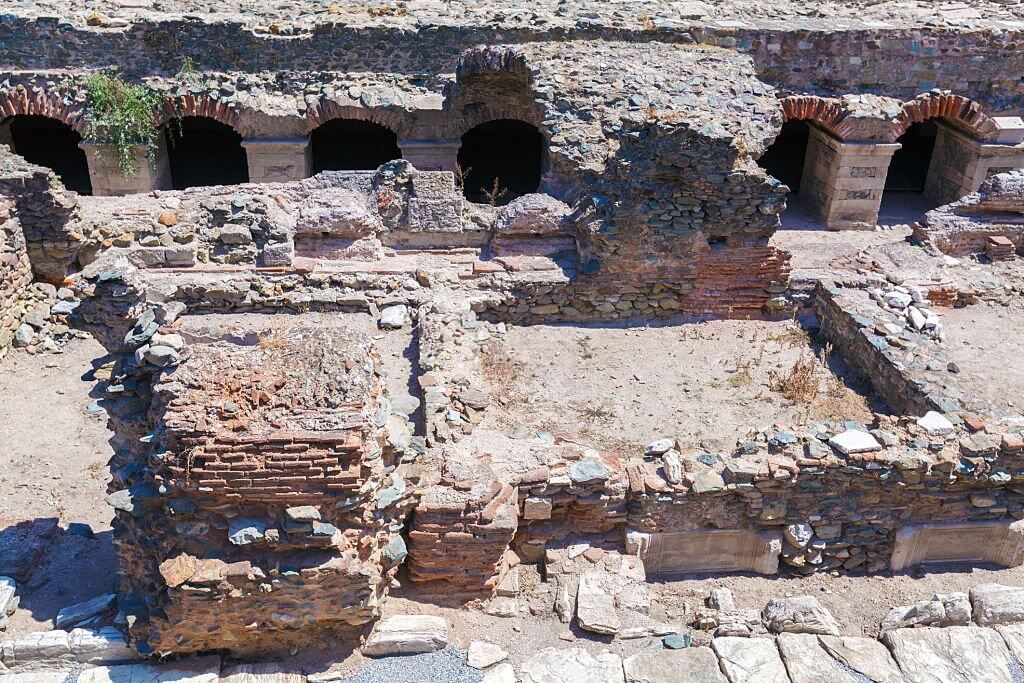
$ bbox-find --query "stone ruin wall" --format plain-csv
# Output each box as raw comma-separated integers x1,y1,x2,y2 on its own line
0,147,84,284
915,170,1024,257
74,268,418,655
0,153,32,356
2,16,1024,110
3,5,1024,660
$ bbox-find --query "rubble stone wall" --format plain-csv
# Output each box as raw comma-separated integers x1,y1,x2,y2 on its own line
0,167,32,355
2,18,1023,110
0,147,84,283
83,292,418,654
813,283,954,416
915,170,1024,257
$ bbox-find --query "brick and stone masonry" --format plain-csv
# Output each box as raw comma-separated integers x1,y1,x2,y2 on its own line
107,319,416,655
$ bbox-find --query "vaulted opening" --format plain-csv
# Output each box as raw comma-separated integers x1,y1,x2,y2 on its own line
885,120,938,194
167,116,248,189
310,119,401,174
1,115,92,194
458,119,544,205
758,119,811,194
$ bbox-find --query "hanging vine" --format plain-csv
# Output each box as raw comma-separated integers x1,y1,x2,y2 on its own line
82,73,164,178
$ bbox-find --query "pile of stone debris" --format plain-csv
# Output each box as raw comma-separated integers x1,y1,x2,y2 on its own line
9,282,85,355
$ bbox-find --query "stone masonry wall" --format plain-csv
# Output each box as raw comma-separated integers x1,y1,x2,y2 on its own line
914,170,1024,257
629,417,1024,576
1,16,1023,112
0,178,32,356
76,271,419,655
0,147,85,283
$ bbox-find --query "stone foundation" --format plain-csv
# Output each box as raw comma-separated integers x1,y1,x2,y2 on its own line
102,311,416,655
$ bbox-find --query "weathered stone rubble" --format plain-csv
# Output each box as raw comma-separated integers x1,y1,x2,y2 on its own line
916,170,1024,258
99,309,416,655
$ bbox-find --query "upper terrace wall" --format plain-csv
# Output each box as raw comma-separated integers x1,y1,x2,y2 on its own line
1,18,1023,111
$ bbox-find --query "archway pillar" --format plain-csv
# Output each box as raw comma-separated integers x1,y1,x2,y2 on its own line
925,119,1024,205
241,136,310,184
398,139,460,172
801,125,900,230
79,133,172,196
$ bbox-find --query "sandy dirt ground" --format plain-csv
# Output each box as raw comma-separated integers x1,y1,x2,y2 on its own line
941,300,1024,416
772,194,927,280
479,318,878,456
0,337,118,639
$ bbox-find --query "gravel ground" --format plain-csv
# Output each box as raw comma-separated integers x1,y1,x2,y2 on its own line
338,648,481,683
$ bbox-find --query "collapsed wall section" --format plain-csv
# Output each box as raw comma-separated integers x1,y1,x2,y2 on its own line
0,147,33,355
103,314,416,655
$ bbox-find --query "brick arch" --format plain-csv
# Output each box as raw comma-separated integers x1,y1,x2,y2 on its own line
305,101,412,139
778,95,853,140
892,93,999,141
455,45,532,85
162,94,242,132
456,103,544,139
0,87,86,133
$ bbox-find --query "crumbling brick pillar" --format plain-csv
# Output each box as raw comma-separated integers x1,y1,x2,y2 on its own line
241,136,311,183
800,125,900,230
398,139,460,172
79,135,172,196
925,119,1024,205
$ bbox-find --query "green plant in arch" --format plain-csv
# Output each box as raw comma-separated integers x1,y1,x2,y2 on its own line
83,73,164,177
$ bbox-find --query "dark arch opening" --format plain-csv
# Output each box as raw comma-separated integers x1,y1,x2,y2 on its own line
458,119,544,205
2,115,92,194
758,119,810,193
167,116,248,189
310,119,401,174
885,119,938,193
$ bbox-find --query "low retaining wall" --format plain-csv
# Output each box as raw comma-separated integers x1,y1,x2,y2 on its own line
0,177,32,355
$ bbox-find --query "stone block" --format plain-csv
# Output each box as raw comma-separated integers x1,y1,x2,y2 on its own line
624,646,727,683
632,528,781,576
971,584,1024,626
76,655,222,682
891,520,1024,571
711,636,788,683
520,647,624,683
523,496,552,520
362,615,448,656
69,627,137,665
883,626,1012,683
762,596,840,635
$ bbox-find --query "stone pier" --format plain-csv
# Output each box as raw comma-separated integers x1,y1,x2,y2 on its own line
800,126,900,230
925,119,1024,205
241,137,311,184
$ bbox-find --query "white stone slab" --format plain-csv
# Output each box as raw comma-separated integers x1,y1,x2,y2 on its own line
828,430,881,455
777,633,859,683
519,647,624,683
361,615,448,656
883,626,1012,683
711,637,790,683
76,655,221,682
891,520,1024,571
624,647,727,683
